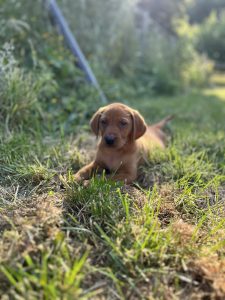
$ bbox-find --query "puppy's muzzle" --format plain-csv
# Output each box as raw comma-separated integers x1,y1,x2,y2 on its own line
104,135,116,146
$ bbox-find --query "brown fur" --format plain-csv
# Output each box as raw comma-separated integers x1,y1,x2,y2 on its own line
74,103,173,184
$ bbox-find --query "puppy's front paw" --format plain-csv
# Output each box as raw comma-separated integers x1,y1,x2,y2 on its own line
73,173,82,183
73,174,90,187
83,180,90,187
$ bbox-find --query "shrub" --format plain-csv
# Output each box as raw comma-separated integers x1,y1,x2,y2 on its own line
0,0,102,133
196,12,225,64
0,44,41,130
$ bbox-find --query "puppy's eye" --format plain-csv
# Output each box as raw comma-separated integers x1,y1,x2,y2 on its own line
120,120,128,127
100,119,107,126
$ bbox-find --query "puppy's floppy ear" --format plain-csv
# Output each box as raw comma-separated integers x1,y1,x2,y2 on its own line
90,107,105,137
131,109,147,140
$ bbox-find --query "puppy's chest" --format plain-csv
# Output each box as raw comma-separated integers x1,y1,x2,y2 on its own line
97,152,131,171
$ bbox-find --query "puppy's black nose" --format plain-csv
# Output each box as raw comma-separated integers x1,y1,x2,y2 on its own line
105,135,115,145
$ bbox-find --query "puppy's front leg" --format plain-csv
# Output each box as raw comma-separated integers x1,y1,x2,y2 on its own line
74,161,99,182
110,173,136,184
109,165,137,184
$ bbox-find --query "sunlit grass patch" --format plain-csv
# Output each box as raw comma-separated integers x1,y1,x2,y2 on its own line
61,170,225,297
204,87,225,101
64,174,133,230
210,72,225,86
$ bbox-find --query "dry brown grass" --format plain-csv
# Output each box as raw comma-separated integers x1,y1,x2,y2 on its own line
0,192,63,265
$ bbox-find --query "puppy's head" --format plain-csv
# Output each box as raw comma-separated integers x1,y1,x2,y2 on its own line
90,103,147,149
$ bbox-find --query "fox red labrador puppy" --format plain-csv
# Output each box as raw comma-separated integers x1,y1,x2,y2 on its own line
74,103,172,184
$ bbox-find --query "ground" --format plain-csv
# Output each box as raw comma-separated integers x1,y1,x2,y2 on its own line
0,74,225,299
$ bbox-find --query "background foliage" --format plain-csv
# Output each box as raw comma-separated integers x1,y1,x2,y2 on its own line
1,0,225,100
0,0,101,135
62,0,214,94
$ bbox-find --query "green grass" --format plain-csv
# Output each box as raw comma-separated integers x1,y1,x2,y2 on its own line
1,71,225,299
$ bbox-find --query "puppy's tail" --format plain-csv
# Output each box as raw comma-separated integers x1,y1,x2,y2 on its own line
151,115,174,129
